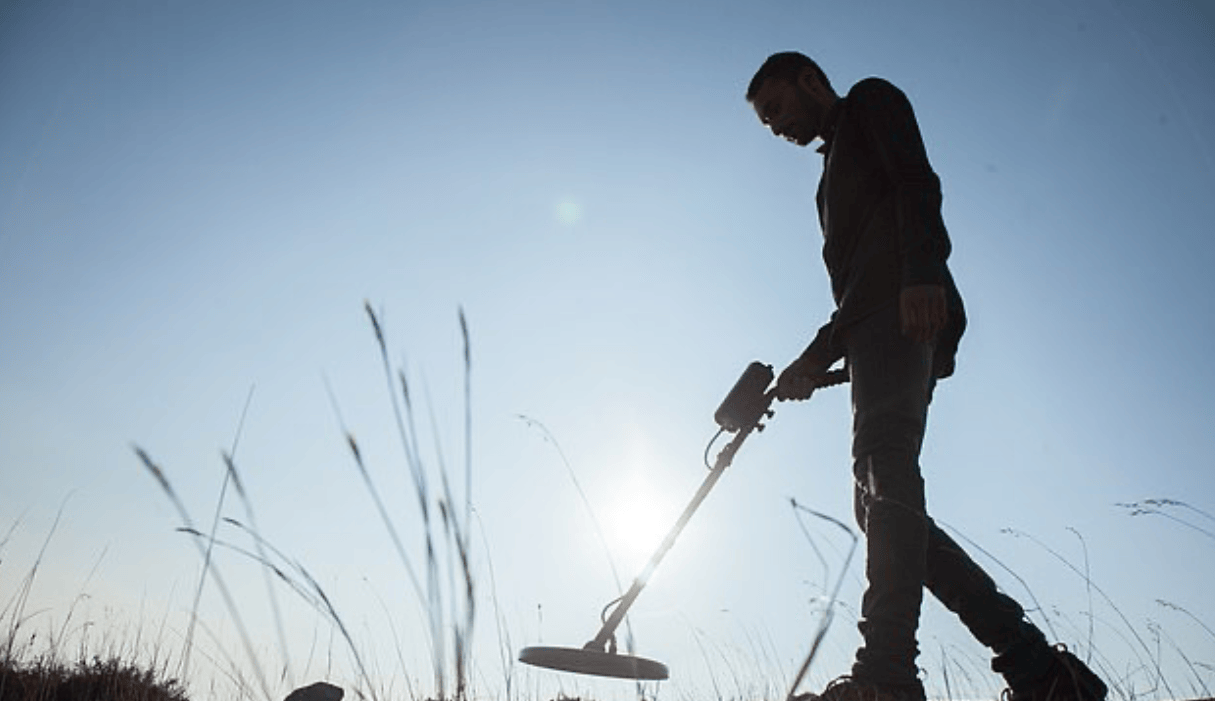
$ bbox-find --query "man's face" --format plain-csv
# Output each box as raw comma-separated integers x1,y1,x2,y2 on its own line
751,74,827,147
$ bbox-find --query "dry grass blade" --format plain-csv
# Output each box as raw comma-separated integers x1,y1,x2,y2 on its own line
1004,527,1167,699
223,451,294,689
296,568,380,701
460,305,473,550
1067,526,1096,660
341,428,426,608
939,520,1060,643
0,499,69,701
180,518,381,700
351,303,481,701
785,498,859,701
187,384,265,693
133,445,273,701
178,525,320,612
1118,499,1215,541
516,415,626,595
1157,600,1215,644
1,498,67,661
473,509,514,701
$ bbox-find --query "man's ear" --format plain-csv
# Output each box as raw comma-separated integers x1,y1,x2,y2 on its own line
796,68,824,99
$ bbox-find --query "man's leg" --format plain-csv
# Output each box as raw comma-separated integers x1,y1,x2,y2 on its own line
923,522,1050,665
923,503,1108,701
846,310,1105,701
846,306,934,697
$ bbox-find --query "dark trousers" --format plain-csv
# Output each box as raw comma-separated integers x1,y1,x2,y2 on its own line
844,306,1046,691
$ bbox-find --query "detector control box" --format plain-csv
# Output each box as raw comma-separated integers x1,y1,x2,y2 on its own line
713,361,774,432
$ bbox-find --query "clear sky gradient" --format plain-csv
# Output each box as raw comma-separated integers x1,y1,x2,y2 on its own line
2,2,1214,700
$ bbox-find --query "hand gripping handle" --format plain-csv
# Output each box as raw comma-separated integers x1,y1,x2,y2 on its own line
715,363,849,432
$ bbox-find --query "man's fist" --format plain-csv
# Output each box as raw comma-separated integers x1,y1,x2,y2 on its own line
776,353,833,401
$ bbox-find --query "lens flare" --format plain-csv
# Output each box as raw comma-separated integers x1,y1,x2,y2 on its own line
554,199,582,226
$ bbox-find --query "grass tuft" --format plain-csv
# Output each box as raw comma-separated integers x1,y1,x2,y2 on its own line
0,652,189,701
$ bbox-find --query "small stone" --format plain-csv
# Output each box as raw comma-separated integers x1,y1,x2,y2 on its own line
284,681,343,701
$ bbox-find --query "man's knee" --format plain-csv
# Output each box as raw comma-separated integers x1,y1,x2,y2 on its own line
853,452,927,518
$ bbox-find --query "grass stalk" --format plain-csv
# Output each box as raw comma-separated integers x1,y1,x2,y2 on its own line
939,521,1060,642
1118,499,1215,541
134,447,273,701
1005,528,1172,700
785,499,858,701
358,302,478,701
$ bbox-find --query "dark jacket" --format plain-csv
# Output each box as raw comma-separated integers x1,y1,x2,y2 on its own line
804,77,965,378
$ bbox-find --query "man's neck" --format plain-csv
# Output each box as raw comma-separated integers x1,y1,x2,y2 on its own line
816,97,843,155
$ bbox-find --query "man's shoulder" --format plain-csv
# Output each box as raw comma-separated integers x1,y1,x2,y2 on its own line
846,76,908,105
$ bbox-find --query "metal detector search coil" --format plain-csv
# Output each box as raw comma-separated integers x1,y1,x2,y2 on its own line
518,646,669,680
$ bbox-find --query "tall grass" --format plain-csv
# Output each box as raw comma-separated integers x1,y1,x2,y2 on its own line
128,302,479,701
3,303,1212,701
0,507,189,701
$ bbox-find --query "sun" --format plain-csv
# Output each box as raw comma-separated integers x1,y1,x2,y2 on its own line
601,472,675,566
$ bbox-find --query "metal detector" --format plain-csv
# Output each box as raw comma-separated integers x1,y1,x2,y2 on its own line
519,361,847,681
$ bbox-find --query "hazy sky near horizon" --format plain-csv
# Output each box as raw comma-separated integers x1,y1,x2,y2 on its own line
2,1,1214,700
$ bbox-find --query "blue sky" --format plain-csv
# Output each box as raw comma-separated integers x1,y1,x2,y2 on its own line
2,1,1214,700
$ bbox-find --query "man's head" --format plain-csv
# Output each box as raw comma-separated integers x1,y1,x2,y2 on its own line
746,51,838,147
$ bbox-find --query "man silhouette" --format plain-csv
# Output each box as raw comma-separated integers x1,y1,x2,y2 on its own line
746,51,1107,701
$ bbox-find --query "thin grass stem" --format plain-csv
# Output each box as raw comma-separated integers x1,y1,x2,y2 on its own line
134,446,273,701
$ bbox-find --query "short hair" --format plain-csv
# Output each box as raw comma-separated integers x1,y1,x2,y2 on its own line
746,51,834,102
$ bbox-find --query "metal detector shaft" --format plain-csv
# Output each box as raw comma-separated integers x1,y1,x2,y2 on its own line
584,390,775,653
583,366,849,654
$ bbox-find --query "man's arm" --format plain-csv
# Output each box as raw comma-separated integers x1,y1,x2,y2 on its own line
853,78,953,341
776,318,846,401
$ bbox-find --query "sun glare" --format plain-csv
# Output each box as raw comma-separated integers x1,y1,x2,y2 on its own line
602,470,676,566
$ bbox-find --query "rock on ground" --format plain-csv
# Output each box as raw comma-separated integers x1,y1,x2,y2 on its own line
284,681,343,701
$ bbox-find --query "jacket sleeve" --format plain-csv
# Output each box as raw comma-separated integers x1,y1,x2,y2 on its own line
851,78,952,288
800,314,846,368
